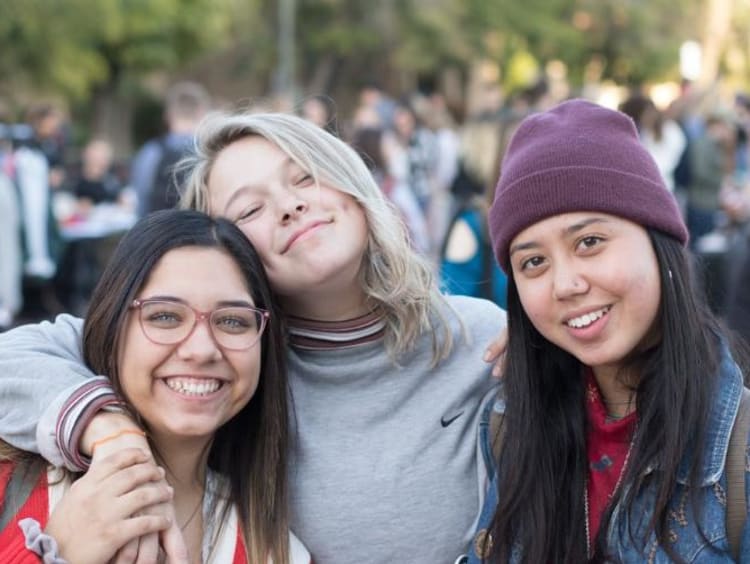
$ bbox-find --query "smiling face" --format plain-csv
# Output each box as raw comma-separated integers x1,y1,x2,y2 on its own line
509,212,662,378
118,246,261,445
206,136,370,318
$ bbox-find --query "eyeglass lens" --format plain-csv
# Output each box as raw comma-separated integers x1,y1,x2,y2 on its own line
139,301,265,350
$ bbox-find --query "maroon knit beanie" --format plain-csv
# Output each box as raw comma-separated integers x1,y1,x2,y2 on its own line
489,99,688,273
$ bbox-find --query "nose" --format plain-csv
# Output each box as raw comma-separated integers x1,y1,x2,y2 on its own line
176,318,222,363
278,189,308,223
552,261,589,300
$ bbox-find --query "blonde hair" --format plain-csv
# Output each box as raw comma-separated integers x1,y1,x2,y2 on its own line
181,111,454,363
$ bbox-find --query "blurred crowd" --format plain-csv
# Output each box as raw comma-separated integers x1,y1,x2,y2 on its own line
2,79,750,346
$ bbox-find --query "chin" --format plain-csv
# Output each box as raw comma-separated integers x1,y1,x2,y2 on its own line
163,423,217,441
568,345,627,372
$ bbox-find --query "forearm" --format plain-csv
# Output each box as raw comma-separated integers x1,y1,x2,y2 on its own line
0,315,111,466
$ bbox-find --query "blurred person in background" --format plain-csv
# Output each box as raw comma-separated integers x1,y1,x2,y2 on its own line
733,94,750,184
300,95,338,135
620,93,687,194
55,138,131,315
728,248,750,346
26,104,69,191
0,125,22,330
724,94,750,345
351,126,430,253
437,84,543,307
72,138,124,210
355,82,396,129
416,91,461,251
14,114,58,280
131,81,211,217
686,111,736,245
439,159,507,310
389,99,438,250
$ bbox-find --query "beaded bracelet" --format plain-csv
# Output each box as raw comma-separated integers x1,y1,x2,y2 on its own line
19,517,69,564
90,428,147,455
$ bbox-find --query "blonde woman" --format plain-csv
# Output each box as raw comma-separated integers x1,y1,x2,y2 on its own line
0,112,505,563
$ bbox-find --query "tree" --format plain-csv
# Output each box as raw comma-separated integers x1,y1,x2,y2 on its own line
0,0,234,147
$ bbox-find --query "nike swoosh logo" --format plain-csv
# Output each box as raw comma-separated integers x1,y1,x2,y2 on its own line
441,410,465,428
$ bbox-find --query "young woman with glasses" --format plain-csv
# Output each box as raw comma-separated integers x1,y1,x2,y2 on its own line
0,209,311,563
0,113,506,563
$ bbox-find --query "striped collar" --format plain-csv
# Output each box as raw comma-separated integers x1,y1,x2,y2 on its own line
287,310,386,350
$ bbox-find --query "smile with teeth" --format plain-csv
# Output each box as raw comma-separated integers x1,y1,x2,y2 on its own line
565,306,611,329
164,377,223,396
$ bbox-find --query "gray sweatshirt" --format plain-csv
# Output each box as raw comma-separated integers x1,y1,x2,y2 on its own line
0,295,505,563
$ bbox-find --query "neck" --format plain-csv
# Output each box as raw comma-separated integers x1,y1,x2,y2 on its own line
150,432,210,519
591,365,637,418
282,286,370,321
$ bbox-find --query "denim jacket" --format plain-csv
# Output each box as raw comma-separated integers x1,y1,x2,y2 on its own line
466,348,750,563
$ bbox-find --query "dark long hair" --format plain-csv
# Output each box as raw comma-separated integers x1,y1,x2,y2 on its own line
488,230,726,563
82,209,290,564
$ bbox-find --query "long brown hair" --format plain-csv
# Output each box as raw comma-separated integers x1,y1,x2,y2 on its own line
488,232,727,563
83,209,290,563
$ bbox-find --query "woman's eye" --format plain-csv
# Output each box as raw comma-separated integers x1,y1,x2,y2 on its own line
147,312,181,327
237,207,260,222
578,235,603,250
295,174,314,186
520,256,545,271
216,316,250,331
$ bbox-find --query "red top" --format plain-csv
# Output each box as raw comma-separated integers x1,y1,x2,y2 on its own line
0,462,50,564
584,372,637,544
0,462,248,563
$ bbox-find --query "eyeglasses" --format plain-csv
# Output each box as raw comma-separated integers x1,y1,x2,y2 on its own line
130,299,270,351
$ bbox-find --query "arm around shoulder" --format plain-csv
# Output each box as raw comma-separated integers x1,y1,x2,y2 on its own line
0,314,111,465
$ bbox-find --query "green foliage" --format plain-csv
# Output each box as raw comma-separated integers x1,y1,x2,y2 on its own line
461,0,704,87
0,0,738,106
0,0,232,100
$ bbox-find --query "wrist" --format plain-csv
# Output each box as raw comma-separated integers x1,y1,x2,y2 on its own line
80,412,146,458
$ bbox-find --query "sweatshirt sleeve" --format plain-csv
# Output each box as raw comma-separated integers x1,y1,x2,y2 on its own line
0,314,117,469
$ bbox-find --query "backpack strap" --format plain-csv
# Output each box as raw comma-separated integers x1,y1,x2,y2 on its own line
726,386,750,560
0,463,42,531
489,410,505,465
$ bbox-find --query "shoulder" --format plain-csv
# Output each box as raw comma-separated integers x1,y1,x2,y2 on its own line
437,295,507,357
443,295,506,329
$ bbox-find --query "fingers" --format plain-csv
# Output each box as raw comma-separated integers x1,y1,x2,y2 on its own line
88,448,152,482
484,329,508,378
111,539,140,564
110,521,171,564
160,519,190,564
133,533,159,564
491,355,507,379
483,331,508,363
105,461,167,498
119,484,174,518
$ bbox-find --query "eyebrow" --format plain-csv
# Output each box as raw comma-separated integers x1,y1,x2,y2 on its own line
222,157,294,214
140,296,255,308
509,217,611,256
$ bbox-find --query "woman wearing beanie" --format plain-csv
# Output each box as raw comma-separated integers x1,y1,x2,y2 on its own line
467,99,750,563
